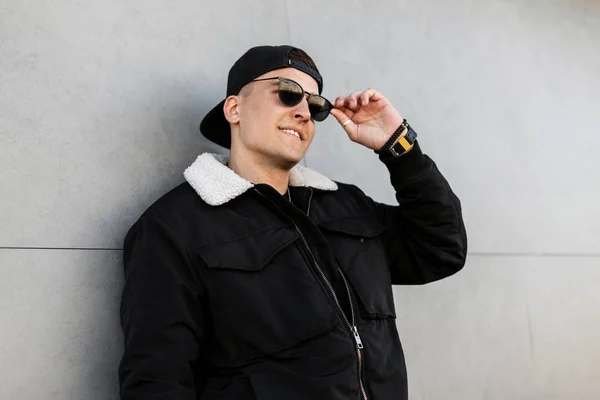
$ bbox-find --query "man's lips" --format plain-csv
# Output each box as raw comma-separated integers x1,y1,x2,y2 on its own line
279,127,303,140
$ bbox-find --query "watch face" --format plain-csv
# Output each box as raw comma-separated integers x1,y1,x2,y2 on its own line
408,126,417,139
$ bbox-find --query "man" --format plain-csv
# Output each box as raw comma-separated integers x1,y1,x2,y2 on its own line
118,45,467,400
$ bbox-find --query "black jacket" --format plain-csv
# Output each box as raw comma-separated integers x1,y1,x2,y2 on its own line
118,141,467,400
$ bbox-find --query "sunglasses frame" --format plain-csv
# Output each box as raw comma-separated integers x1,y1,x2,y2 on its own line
249,77,333,121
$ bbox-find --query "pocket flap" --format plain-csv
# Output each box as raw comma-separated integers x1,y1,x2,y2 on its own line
198,227,299,271
317,216,385,238
316,216,395,319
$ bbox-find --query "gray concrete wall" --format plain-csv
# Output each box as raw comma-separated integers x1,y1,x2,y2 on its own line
1,0,599,398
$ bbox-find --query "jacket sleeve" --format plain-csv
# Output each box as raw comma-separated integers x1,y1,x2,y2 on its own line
118,215,205,399
372,141,468,285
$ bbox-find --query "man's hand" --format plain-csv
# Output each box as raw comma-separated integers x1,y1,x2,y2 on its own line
330,89,404,151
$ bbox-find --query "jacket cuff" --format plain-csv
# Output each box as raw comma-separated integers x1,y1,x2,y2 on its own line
378,141,432,187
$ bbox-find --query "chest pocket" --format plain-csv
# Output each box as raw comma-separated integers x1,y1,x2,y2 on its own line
316,216,396,320
196,225,338,366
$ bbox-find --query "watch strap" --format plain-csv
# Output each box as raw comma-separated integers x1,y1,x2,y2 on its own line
387,125,417,157
374,119,417,156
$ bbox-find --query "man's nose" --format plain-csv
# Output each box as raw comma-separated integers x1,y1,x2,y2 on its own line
293,96,311,121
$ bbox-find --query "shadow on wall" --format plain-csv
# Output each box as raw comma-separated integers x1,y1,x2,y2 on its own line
86,77,222,398
78,252,124,400
112,74,226,247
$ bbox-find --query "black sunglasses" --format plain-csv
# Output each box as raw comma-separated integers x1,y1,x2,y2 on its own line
250,77,333,121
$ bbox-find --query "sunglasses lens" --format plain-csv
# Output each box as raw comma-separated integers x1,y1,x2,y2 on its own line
308,96,332,121
277,79,331,121
278,79,304,106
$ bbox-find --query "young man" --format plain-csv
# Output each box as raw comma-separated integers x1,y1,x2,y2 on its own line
118,45,467,400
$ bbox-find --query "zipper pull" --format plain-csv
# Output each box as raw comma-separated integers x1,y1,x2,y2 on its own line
352,326,364,349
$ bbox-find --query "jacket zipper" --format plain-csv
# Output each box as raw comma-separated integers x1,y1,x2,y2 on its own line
306,187,314,217
254,187,369,399
307,188,368,400
294,222,369,400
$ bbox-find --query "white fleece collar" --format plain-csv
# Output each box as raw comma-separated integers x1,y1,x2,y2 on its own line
183,153,338,206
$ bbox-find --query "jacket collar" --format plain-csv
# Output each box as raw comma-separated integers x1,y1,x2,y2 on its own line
184,153,338,206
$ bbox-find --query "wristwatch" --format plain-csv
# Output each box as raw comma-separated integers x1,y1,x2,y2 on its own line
388,125,417,157
375,120,418,157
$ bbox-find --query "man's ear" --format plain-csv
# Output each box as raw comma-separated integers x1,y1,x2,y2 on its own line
223,96,240,124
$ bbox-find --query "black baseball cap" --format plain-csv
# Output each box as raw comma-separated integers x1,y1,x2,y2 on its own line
199,45,323,149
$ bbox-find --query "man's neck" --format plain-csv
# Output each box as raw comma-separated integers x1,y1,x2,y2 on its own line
227,150,292,196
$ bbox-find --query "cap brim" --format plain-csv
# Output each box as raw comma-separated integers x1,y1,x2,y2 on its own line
199,99,231,149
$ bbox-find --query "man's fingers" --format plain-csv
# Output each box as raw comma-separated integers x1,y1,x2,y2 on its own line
359,92,369,106
329,108,344,122
329,108,347,125
334,89,384,113
340,89,382,109
330,108,354,126
334,96,347,108
361,89,382,105
360,88,375,106
346,91,363,110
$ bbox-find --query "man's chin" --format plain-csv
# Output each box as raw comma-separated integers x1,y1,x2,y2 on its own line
275,150,306,169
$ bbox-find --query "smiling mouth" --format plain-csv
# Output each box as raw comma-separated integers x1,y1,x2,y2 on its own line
279,128,302,140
